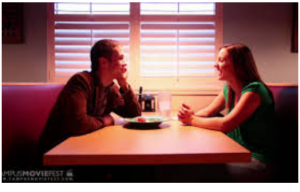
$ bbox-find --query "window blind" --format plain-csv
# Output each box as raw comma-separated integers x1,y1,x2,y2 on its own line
49,2,223,93
53,2,130,81
139,2,222,92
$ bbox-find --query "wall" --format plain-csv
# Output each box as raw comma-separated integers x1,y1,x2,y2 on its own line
2,3,47,82
223,2,298,83
1,3,298,111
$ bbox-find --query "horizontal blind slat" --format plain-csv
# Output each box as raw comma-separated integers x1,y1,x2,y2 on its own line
93,33,129,38
55,23,129,30
141,24,215,30
141,50,176,54
55,69,89,78
140,72,216,78
55,56,90,61
141,57,177,62
140,41,177,46
55,46,130,53
55,14,130,22
141,32,215,38
55,41,91,46
56,63,90,69
55,46,90,53
140,41,215,46
55,30,130,38
142,64,214,70
55,40,130,46
179,49,215,54
141,15,215,22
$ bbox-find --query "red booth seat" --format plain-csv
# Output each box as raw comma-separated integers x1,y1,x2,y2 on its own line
2,83,64,168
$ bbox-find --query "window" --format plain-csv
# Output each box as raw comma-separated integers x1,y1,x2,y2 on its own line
48,2,130,83
47,2,223,94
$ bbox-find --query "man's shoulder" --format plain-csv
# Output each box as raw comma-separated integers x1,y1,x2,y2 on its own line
63,71,94,92
68,71,93,84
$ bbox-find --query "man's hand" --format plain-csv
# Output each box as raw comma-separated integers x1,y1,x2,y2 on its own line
116,65,129,92
178,103,194,125
102,114,115,127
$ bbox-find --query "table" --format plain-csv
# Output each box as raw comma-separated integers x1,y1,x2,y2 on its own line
43,114,251,166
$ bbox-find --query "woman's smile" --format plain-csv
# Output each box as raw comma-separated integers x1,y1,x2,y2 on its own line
215,48,235,81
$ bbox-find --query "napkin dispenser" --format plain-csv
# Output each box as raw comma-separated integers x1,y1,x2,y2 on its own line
141,94,156,112
138,86,155,112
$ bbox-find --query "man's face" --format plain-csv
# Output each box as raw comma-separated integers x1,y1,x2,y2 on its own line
108,46,127,79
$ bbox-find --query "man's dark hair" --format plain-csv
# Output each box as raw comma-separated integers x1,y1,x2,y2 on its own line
90,39,119,72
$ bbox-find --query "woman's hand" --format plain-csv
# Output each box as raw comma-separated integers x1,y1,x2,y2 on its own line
178,103,194,125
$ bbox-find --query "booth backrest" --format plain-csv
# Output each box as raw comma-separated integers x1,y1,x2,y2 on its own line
2,83,298,173
268,84,298,182
2,84,64,168
268,85,298,126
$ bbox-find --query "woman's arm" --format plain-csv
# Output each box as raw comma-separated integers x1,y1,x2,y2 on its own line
179,91,261,133
179,91,225,118
195,91,226,117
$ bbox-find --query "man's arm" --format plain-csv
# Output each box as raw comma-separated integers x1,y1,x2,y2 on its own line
112,69,142,118
62,74,114,135
110,84,142,118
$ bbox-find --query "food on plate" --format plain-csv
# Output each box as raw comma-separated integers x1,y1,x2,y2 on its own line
135,116,162,123
124,116,168,128
147,117,161,122
137,117,146,122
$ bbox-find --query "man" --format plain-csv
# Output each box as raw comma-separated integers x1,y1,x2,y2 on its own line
38,39,141,155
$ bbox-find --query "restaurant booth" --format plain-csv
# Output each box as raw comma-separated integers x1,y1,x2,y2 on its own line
2,83,298,182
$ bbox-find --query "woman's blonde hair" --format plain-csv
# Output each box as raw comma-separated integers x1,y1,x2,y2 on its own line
220,44,268,111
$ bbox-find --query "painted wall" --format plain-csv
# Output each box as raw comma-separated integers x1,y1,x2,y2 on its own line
2,3,47,82
2,3,298,111
223,3,298,84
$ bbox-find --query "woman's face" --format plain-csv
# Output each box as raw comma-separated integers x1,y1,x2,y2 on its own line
214,48,235,81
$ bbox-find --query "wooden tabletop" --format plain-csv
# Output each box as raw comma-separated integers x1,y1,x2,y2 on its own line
44,114,251,166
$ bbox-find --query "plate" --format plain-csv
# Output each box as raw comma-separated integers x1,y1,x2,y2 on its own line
124,116,169,128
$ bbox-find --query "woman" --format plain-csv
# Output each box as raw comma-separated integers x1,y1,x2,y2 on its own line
178,44,278,182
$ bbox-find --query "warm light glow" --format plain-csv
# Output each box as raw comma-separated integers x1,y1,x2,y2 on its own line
51,2,222,93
